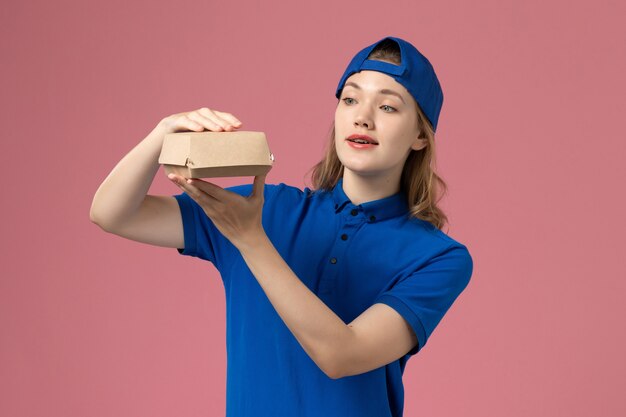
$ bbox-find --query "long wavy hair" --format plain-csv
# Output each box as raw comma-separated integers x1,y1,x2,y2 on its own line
304,39,450,231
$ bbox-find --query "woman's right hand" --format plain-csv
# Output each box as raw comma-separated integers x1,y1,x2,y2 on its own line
159,107,243,134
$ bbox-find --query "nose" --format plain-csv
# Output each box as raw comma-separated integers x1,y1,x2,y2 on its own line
354,107,374,129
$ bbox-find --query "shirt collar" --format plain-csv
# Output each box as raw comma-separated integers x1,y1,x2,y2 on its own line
331,178,409,222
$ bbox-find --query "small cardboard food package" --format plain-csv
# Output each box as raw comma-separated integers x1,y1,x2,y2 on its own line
158,131,274,178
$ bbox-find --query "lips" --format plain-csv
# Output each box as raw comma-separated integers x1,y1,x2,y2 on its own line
346,134,379,145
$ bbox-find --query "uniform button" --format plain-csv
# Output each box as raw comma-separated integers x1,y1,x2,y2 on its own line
351,209,358,216
369,215,376,222
341,234,348,241
330,257,337,264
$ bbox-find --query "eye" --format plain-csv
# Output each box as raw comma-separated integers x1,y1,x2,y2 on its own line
342,97,356,105
381,105,397,113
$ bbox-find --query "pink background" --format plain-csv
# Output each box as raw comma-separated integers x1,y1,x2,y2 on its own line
1,0,625,416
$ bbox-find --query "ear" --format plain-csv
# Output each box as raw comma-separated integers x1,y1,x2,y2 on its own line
410,137,428,151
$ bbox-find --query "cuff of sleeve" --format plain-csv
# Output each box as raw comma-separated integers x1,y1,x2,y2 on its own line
174,193,198,257
375,293,426,355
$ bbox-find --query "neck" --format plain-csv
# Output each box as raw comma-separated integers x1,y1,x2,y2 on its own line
341,169,402,205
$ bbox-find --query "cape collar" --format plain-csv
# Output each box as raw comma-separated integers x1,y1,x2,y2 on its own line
331,178,409,222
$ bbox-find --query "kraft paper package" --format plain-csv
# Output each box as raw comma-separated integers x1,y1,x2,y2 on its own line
158,131,274,178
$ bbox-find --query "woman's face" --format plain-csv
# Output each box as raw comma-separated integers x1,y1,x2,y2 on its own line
334,70,427,179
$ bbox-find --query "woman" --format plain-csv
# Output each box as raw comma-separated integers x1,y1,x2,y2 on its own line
90,36,473,417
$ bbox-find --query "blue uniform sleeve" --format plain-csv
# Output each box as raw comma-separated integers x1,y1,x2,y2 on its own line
173,182,274,269
374,244,473,355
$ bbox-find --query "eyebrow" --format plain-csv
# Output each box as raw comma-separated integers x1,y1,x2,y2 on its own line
343,81,406,104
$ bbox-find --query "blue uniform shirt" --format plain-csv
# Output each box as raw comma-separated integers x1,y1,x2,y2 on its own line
174,177,473,417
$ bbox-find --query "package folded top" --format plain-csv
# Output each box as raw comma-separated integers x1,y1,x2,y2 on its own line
158,131,274,178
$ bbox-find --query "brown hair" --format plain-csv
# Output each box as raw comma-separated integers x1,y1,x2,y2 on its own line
304,39,450,231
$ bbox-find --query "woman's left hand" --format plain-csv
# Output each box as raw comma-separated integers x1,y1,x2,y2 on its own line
168,173,267,251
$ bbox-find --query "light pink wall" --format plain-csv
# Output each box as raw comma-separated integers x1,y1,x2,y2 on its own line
1,0,625,416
